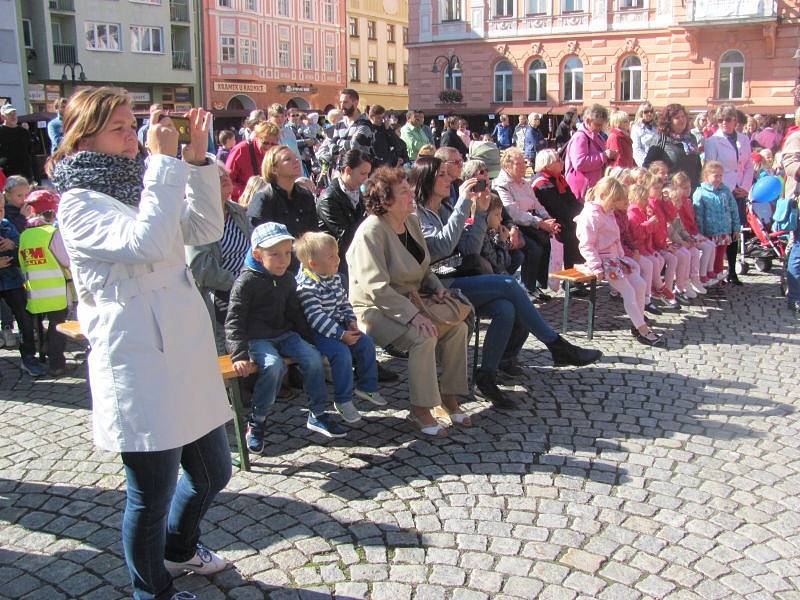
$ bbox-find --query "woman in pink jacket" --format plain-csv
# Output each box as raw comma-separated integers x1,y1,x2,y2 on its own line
575,177,663,346
565,105,617,201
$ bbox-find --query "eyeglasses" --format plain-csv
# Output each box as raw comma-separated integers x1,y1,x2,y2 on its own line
289,114,300,118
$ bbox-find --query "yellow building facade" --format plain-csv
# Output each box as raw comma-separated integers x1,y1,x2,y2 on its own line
346,0,409,111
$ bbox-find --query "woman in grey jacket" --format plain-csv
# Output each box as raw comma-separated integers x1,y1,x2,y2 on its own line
411,157,602,410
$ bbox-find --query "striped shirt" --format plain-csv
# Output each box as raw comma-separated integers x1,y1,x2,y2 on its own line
219,213,249,275
295,268,356,339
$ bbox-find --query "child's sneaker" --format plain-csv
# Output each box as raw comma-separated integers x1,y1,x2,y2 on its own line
681,286,698,300
306,413,347,438
21,356,45,377
355,389,387,406
335,401,362,424
644,301,662,315
246,421,266,454
659,287,680,308
690,281,707,295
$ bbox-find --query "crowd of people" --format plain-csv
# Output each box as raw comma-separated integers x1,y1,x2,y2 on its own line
1,86,799,600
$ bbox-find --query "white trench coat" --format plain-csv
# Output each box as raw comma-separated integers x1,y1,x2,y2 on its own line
58,154,232,452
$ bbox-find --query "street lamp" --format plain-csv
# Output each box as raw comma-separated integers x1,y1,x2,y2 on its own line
61,62,87,84
431,53,461,74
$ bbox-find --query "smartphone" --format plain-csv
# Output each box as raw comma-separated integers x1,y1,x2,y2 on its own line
474,179,487,193
169,116,192,144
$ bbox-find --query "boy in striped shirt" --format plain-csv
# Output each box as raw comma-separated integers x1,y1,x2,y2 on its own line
295,232,385,424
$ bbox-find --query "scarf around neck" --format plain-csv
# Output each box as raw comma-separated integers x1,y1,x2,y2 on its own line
52,151,146,208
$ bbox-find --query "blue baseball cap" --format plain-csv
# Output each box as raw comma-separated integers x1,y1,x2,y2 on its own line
251,222,295,249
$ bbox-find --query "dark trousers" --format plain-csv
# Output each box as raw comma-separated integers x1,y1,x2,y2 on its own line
519,227,551,291
0,287,35,357
35,309,68,369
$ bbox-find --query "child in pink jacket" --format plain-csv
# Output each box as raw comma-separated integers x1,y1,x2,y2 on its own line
575,177,663,346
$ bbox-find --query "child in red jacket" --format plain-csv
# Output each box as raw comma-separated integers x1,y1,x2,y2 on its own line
614,188,659,315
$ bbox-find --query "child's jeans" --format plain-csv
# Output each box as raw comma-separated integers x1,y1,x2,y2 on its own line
696,238,716,279
314,332,378,405
248,332,327,422
632,255,654,302
672,247,692,291
608,260,647,328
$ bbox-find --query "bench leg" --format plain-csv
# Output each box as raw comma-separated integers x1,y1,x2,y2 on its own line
587,279,597,340
471,314,480,390
227,379,251,472
562,282,571,334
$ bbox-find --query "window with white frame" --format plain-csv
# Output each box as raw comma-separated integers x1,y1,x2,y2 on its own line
619,0,644,7
323,0,335,22
278,40,290,67
245,0,257,10
130,0,161,4
85,22,121,51
527,58,547,101
130,25,162,53
240,38,251,64
443,0,461,21
349,17,358,36
388,62,396,84
526,0,547,14
220,35,236,62
368,60,377,82
718,50,744,100
563,56,583,101
563,0,584,12
303,45,313,69
276,0,289,17
495,0,514,17
493,60,513,102
620,55,642,101
218,0,231,7
387,24,395,43
325,47,335,72
22,19,33,48
444,63,462,91
350,58,360,81
302,0,312,20
367,20,376,39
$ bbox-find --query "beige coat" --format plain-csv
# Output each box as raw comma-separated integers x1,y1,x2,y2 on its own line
346,213,443,347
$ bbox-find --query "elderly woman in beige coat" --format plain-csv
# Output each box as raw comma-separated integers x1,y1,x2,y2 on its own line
346,166,471,437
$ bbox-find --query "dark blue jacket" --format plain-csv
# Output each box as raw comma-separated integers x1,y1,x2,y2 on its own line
0,219,24,291
492,124,513,149
524,127,546,160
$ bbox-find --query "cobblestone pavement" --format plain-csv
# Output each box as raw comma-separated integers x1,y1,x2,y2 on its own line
2,271,800,600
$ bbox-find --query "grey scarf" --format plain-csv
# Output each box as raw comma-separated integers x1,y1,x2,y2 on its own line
51,151,146,208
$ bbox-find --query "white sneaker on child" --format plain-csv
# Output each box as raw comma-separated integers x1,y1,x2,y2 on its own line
684,287,697,299
335,401,362,423
690,281,707,295
355,389,387,406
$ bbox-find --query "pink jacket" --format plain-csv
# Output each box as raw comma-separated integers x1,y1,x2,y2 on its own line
565,123,607,201
574,201,624,276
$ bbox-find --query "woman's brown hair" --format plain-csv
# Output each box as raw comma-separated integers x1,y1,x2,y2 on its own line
364,166,407,216
46,86,132,175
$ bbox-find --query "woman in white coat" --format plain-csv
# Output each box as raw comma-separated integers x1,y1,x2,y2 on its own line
49,87,232,600
703,103,753,285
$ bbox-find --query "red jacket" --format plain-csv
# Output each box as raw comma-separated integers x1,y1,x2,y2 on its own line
678,197,700,236
647,196,673,250
614,209,636,256
606,128,635,169
626,204,657,254
225,139,267,201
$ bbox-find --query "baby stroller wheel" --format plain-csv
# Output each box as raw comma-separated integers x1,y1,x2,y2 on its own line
754,258,772,273
735,260,749,275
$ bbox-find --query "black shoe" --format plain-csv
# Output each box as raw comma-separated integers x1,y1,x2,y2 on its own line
561,281,589,298
383,344,409,359
377,362,399,383
475,370,515,409
545,335,602,367
531,288,552,303
726,274,743,286
644,302,662,315
498,361,524,377
631,326,665,347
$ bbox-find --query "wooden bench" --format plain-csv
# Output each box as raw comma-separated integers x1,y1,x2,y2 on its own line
55,321,256,472
549,268,599,340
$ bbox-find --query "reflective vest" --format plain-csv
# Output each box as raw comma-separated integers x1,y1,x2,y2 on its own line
18,224,67,314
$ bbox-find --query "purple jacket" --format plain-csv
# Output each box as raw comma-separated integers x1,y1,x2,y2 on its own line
565,123,607,201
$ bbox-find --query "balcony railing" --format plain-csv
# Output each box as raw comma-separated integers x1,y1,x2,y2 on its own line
53,43,76,65
49,0,75,11
686,0,777,22
170,1,189,22
172,49,191,70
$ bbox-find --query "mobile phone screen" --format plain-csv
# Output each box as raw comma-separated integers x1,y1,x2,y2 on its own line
169,116,192,144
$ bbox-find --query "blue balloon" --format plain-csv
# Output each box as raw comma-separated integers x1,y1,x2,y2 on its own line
750,175,783,203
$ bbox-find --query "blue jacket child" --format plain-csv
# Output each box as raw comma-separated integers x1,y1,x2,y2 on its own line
692,182,741,239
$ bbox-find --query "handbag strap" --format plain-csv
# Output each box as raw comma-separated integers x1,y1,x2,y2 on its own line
247,141,260,175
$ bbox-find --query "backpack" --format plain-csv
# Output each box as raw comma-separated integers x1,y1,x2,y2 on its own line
773,197,798,233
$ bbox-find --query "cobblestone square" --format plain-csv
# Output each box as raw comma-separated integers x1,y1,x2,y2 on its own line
2,272,799,599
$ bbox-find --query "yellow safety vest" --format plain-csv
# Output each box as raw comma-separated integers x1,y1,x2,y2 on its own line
18,224,68,314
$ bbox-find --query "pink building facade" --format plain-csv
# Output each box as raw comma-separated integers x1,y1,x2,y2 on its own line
407,0,800,116
202,0,346,114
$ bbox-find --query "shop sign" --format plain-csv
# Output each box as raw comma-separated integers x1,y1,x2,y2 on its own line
174,87,192,103
28,84,45,102
129,92,152,103
175,102,192,112
279,84,316,94
45,84,61,101
213,81,267,93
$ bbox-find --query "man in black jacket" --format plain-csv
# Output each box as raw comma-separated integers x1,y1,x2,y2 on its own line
368,105,407,168
440,115,469,159
0,106,34,180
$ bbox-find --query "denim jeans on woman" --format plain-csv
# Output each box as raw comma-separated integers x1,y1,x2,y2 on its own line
451,274,559,372
787,240,800,303
121,424,231,600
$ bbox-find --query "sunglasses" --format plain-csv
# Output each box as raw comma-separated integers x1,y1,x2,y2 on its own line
289,114,300,118
643,110,653,114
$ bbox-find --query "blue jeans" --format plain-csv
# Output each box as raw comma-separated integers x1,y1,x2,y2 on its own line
248,331,327,420
452,274,558,372
120,425,231,600
787,240,800,303
314,332,378,404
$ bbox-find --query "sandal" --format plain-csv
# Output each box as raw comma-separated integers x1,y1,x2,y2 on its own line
434,404,473,428
406,412,448,437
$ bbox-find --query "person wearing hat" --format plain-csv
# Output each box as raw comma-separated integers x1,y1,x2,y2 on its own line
0,104,34,180
225,221,347,454
18,189,72,375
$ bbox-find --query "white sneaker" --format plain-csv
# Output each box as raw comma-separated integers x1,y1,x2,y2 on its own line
335,401,362,424
690,281,707,295
355,389,387,406
683,287,697,299
3,329,17,348
170,594,197,600
164,544,228,576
